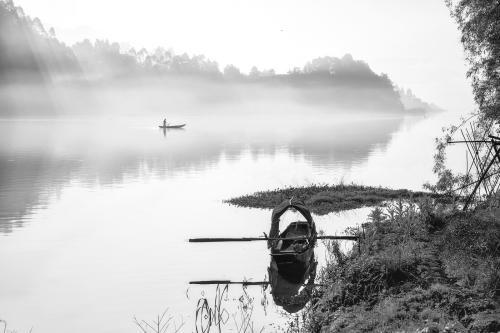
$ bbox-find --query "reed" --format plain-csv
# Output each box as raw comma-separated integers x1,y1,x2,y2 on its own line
133,309,184,333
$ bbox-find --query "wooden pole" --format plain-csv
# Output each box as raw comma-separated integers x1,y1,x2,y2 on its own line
493,143,500,164
448,140,492,144
452,170,500,192
463,149,499,210
491,144,500,193
189,235,359,242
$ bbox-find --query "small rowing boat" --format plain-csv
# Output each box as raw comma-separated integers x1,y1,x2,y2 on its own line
268,198,317,266
159,124,186,129
267,198,318,313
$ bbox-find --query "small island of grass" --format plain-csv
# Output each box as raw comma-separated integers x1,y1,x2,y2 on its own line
225,184,441,215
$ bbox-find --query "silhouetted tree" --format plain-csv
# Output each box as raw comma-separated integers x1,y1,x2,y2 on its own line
0,0,414,113
428,1,499,197
249,66,261,78
72,39,139,77
260,68,275,77
446,0,499,122
223,64,243,79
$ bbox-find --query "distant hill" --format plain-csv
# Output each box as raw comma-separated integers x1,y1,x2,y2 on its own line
0,0,441,113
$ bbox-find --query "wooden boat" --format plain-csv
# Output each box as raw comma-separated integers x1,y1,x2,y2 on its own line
159,124,186,129
268,198,317,266
266,199,317,313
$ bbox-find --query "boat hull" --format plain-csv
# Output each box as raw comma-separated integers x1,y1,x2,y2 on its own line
270,221,317,265
271,247,314,276
159,124,186,129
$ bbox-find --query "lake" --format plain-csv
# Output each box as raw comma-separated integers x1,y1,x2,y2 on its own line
0,108,461,332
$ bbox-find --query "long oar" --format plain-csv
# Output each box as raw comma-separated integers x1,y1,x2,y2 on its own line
189,235,358,242
189,280,326,287
190,280,269,285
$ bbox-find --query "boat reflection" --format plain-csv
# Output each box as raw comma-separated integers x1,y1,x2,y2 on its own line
268,250,317,313
190,199,350,320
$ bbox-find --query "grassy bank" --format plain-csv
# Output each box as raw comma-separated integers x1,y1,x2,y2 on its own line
300,196,500,332
226,184,442,215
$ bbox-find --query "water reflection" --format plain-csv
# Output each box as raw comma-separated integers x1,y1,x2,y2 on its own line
191,199,320,318
268,252,317,314
0,113,406,233
0,108,445,332
160,126,186,137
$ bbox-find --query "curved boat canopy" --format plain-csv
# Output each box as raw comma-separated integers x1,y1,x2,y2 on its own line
268,198,314,241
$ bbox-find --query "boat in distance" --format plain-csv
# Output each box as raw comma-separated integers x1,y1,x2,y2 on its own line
158,124,186,129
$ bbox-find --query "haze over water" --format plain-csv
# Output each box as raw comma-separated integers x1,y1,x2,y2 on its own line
0,103,462,332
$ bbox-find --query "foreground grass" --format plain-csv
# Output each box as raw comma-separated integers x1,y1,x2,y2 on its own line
226,184,442,215
300,197,500,333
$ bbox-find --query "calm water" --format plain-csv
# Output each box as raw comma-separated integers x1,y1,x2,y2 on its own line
0,110,460,332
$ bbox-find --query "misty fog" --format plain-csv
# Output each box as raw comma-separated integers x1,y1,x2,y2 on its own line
0,0,461,332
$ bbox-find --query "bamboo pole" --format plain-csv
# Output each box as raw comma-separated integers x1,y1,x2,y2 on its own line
448,138,499,145
448,140,492,144
451,170,500,192
464,151,499,210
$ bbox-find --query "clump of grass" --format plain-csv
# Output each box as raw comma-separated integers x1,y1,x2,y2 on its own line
194,284,266,333
437,200,500,296
134,310,184,333
225,183,445,215
0,318,33,333
300,197,500,332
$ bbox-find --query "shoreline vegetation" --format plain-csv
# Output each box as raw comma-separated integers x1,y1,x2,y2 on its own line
301,195,500,333
225,184,444,215
227,185,499,332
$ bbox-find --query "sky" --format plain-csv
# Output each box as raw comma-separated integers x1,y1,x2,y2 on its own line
14,0,475,113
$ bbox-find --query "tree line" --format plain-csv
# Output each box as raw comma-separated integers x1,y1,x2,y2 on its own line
0,0,397,92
